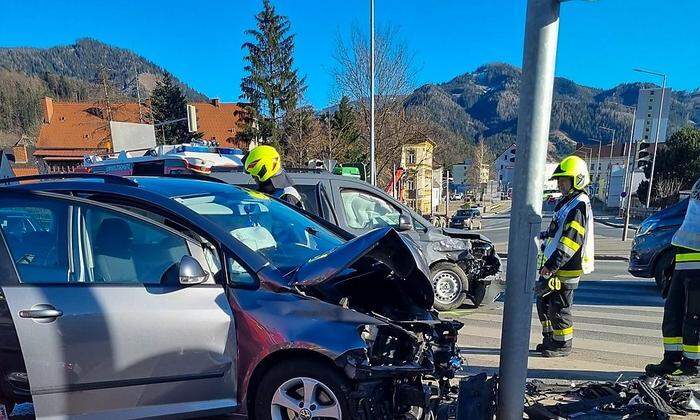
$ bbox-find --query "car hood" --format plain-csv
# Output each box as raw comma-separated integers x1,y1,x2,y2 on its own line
290,227,435,310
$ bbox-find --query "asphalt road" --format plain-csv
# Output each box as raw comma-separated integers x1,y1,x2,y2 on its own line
476,208,627,256
445,259,665,382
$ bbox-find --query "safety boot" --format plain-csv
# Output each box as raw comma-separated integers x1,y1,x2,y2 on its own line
646,357,681,376
535,336,553,353
541,345,572,358
666,359,700,384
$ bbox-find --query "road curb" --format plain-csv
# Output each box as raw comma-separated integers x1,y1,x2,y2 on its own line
497,253,629,262
594,217,639,230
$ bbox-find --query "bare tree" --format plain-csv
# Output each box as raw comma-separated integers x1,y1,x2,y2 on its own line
332,25,422,185
282,106,324,167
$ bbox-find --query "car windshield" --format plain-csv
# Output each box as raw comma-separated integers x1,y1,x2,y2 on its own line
455,210,469,216
174,189,344,274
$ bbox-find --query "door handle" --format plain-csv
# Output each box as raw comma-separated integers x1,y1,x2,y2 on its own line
19,304,63,321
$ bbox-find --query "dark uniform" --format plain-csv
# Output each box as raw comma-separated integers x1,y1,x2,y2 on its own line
647,178,700,377
536,189,592,356
257,170,304,209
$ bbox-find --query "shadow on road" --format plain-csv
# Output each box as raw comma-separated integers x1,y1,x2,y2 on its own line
573,280,664,307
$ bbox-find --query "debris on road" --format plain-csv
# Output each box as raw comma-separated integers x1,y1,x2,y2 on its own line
524,376,700,419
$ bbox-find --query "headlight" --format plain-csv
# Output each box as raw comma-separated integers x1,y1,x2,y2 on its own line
433,238,469,252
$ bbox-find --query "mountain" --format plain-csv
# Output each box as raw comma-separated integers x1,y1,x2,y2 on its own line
0,38,207,146
404,63,697,160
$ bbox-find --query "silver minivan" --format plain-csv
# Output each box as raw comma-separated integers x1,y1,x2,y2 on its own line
0,174,464,419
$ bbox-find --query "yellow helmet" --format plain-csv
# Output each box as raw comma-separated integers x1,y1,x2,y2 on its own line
551,155,590,190
244,145,281,182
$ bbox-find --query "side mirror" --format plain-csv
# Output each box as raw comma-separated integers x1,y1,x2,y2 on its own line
397,214,413,231
179,255,208,285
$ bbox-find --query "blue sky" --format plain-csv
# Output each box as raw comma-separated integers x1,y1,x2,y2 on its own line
1,0,698,108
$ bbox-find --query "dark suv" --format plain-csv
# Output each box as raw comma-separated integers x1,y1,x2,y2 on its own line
0,174,463,419
212,169,503,311
629,198,689,289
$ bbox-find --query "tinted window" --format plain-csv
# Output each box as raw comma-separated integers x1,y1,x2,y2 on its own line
0,196,191,285
295,184,321,216
82,206,189,284
0,200,69,283
340,189,401,230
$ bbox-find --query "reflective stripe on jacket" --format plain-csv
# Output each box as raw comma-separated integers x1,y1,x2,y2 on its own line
542,191,595,286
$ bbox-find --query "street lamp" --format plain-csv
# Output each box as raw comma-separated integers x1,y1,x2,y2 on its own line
589,138,602,198
599,126,616,202
634,68,667,207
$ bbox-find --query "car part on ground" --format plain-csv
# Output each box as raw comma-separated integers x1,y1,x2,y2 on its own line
524,376,700,419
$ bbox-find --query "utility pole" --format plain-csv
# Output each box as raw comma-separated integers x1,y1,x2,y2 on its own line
498,1,561,418
369,0,376,186
634,68,667,208
622,111,637,241
599,127,616,202
445,169,450,220
132,62,143,123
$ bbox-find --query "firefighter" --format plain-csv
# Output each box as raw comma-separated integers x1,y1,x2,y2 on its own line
244,145,303,208
646,177,700,378
535,155,595,357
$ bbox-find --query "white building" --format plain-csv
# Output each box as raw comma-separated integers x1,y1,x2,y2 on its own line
494,143,558,191
634,88,671,143
493,143,516,189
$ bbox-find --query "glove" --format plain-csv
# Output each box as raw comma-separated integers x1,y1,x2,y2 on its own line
534,276,562,298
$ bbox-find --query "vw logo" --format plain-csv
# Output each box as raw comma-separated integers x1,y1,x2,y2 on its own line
299,408,312,419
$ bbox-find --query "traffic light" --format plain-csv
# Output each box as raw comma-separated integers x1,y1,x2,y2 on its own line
636,141,652,178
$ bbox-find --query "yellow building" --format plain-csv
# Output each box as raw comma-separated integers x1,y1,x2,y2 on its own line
401,139,436,215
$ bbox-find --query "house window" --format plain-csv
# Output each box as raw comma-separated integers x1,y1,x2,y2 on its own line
647,113,652,118
644,135,649,140
649,106,653,110
650,90,655,95
407,149,416,164
501,165,504,170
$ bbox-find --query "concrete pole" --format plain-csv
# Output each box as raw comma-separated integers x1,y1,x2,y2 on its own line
369,0,376,186
498,1,561,418
646,78,666,208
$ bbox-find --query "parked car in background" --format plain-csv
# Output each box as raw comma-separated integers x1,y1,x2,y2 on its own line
629,198,689,291
213,169,503,311
449,208,482,230
0,174,464,419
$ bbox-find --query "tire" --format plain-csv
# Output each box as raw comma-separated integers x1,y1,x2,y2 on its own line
431,262,469,311
654,250,675,291
253,359,351,420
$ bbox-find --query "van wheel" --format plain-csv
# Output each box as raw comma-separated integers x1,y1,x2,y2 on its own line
655,250,675,291
253,359,351,420
431,262,468,311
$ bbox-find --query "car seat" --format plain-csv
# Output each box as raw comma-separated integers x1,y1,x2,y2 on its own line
93,218,137,283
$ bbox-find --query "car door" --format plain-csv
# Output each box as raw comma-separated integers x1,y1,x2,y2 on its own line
329,178,416,238
0,191,236,419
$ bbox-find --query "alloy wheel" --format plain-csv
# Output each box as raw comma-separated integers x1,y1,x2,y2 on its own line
271,376,342,420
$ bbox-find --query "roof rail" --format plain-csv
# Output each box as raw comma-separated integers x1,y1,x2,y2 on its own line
0,173,138,187
145,173,228,184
